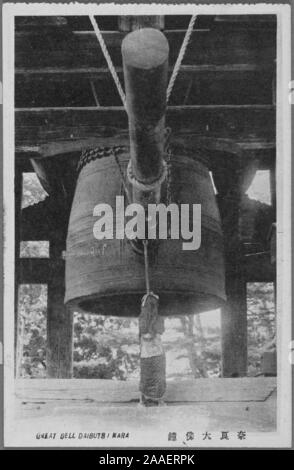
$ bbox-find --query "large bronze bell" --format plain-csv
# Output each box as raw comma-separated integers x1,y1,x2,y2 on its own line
64,143,226,317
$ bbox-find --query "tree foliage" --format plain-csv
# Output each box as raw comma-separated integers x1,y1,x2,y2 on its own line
17,282,275,379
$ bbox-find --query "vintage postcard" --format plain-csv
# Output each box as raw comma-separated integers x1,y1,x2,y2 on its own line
2,3,292,449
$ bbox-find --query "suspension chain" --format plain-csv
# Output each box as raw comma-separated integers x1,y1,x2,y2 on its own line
76,145,127,173
165,147,172,207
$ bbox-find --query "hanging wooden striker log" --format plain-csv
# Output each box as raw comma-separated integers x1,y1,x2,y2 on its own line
122,28,169,207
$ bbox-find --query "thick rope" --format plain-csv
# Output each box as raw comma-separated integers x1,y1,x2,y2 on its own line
166,15,197,103
112,150,132,204
143,240,150,295
89,15,127,109
127,160,168,192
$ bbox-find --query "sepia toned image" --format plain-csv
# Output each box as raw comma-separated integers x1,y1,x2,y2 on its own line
2,3,292,448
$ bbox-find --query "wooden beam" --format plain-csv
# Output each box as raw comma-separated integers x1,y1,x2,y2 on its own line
16,137,275,173
13,378,277,438
213,15,276,26
15,63,274,81
15,28,276,69
15,16,69,29
19,258,52,284
15,377,277,404
17,136,130,158
15,105,276,148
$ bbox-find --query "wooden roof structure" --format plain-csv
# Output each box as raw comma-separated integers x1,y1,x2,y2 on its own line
15,15,276,160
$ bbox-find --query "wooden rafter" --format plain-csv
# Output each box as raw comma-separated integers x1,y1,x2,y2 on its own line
15,28,276,69
15,104,276,153
15,63,274,80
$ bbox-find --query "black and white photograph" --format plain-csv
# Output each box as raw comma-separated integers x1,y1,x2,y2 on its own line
2,3,292,448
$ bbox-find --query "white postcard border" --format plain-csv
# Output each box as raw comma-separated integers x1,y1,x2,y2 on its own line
2,3,292,448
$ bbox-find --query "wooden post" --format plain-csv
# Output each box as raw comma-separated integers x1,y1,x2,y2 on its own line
269,159,276,344
118,16,164,32
217,189,248,377
15,166,23,377
19,187,73,377
46,233,73,378
213,159,257,378
20,163,74,378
